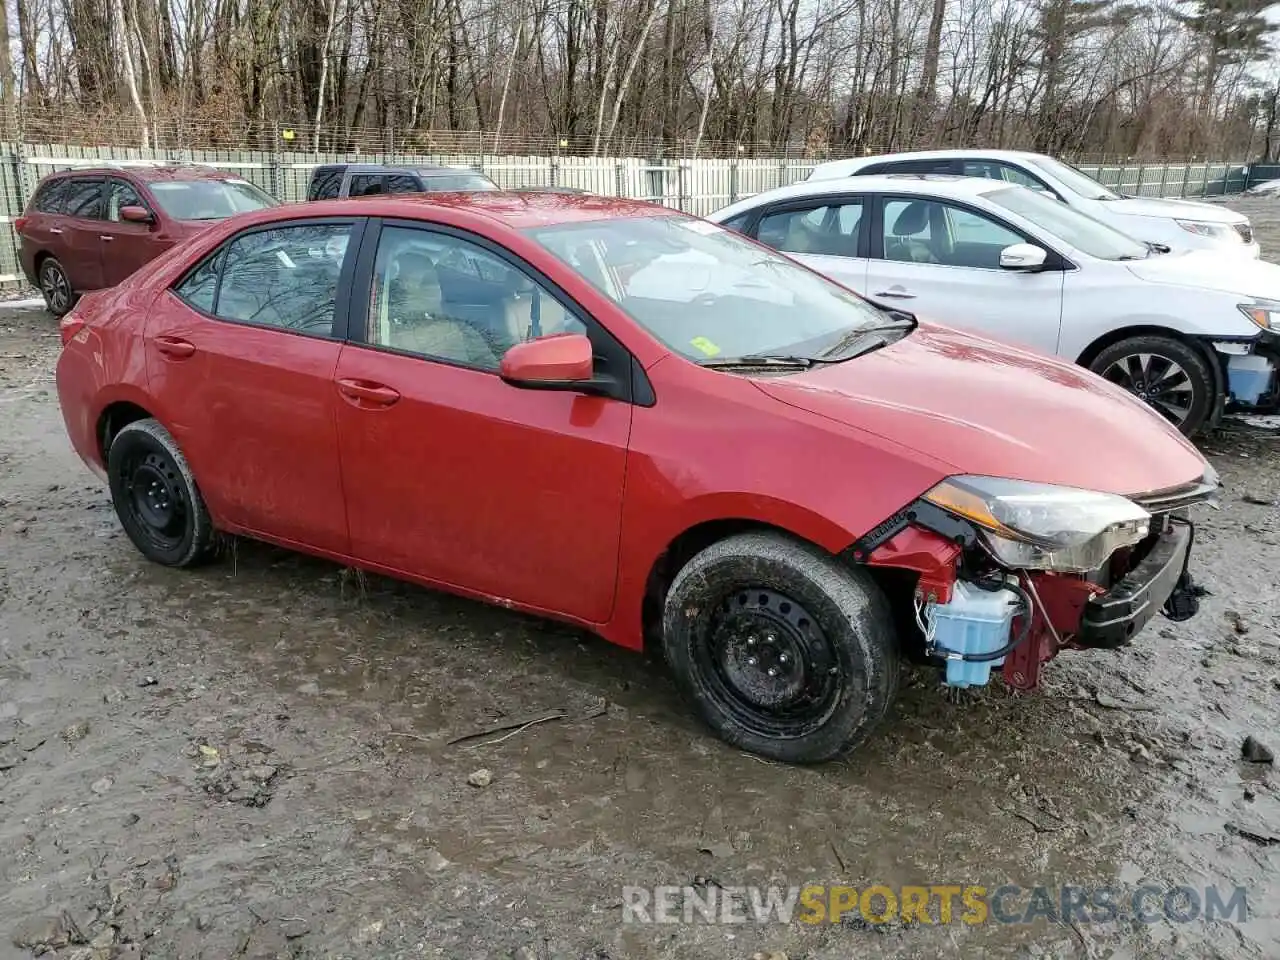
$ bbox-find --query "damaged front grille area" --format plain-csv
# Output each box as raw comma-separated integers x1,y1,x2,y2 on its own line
1131,478,1219,515
1234,223,1255,244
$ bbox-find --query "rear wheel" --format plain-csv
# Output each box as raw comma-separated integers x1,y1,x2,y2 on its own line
1088,335,1214,436
38,257,75,317
662,531,899,764
107,418,217,567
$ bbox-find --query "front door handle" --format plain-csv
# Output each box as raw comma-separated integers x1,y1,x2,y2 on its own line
873,289,916,300
100,235,114,242
337,378,401,407
153,336,195,359
49,227,63,235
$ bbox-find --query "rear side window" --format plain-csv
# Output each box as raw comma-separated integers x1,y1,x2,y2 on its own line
348,174,385,197
308,167,343,201
30,178,72,214
864,159,955,176
173,222,355,336
386,174,422,193
64,178,105,219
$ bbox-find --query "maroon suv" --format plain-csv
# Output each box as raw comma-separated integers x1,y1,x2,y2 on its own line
17,166,279,315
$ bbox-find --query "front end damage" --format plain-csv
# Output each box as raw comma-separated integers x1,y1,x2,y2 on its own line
847,474,1218,691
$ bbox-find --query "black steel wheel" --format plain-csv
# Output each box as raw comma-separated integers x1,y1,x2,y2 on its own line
663,531,899,764
1089,335,1214,436
38,257,75,317
107,418,217,567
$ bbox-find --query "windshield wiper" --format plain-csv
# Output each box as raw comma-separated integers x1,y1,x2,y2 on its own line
819,317,915,360
700,354,816,369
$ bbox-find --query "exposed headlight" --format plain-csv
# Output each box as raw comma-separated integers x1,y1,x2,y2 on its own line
1175,219,1237,241
922,476,1150,573
1238,300,1280,330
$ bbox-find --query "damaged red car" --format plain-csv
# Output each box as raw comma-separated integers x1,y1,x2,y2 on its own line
53,192,1218,764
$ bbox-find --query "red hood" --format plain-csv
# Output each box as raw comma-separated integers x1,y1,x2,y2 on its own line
754,323,1207,496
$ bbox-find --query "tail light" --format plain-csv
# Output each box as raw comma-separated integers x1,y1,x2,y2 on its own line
13,216,27,232
59,313,87,345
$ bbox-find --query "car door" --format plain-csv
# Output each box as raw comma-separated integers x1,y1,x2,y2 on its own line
59,177,108,291
332,220,633,623
748,197,870,292
145,218,363,554
100,178,164,286
864,195,1066,353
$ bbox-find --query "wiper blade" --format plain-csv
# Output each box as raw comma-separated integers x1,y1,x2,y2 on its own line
1146,240,1172,254
819,319,914,359
700,354,815,369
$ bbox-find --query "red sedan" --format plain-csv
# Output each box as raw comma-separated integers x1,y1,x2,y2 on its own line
55,193,1217,763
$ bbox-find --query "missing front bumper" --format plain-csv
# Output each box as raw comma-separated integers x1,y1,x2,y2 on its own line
1076,523,1193,649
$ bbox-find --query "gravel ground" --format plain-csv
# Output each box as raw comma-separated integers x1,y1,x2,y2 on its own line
1,201,1279,959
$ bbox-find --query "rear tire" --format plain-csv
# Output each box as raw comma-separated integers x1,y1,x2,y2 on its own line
38,257,75,317
107,418,217,568
662,531,899,764
1088,335,1214,436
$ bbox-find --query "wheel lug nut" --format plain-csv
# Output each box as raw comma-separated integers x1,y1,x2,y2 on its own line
767,667,778,677
746,637,756,646
778,653,789,664
746,656,758,666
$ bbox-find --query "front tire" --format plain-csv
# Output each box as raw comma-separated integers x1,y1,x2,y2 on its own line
662,531,899,764
1088,335,1214,436
107,418,217,567
38,257,75,317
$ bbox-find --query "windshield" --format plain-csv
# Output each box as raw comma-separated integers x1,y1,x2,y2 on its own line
421,173,499,192
525,216,889,362
1026,156,1120,201
984,186,1148,260
147,179,277,220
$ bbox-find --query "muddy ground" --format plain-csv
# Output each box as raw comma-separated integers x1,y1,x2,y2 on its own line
2,200,1280,960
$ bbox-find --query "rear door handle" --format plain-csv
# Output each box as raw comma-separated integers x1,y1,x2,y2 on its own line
49,227,63,235
153,336,196,359
873,289,916,300
100,235,114,242
337,378,401,407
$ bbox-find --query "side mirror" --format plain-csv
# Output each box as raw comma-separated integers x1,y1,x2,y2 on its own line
500,333,595,389
999,243,1048,272
120,205,154,224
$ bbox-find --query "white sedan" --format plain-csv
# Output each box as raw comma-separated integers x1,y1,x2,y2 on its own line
708,173,1279,434
804,150,1259,259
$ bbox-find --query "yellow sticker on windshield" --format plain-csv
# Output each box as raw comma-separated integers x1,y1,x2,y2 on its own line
690,337,721,357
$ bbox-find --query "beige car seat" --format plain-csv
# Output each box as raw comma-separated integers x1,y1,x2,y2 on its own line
387,250,498,367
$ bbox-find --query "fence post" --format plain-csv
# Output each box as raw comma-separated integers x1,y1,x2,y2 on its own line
270,123,283,200
777,161,786,190
550,156,560,188
1180,163,1191,198
614,162,625,198
677,163,688,212
729,161,739,204
1157,163,1168,198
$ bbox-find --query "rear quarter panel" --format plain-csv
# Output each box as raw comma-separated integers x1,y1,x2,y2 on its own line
54,283,163,473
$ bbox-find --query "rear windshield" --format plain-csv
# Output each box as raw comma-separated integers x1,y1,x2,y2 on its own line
146,179,277,221
418,173,499,192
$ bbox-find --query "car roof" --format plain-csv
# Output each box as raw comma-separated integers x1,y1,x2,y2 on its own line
273,190,677,230
807,149,1049,180
713,173,1008,218
319,163,487,176
44,165,242,183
